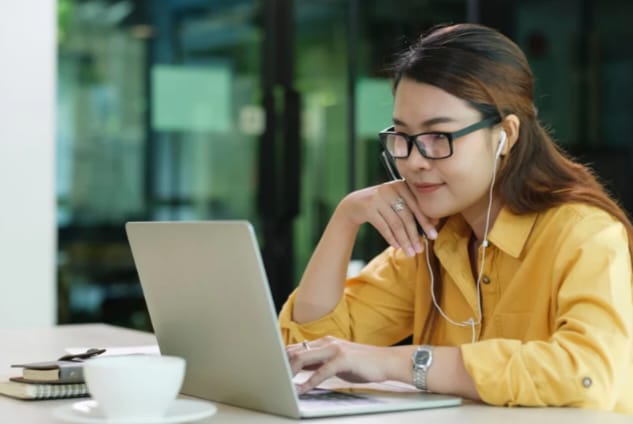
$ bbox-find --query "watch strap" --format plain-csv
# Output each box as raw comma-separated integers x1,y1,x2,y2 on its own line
412,345,433,391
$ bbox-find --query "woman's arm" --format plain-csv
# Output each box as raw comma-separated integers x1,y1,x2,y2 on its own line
292,203,359,323
287,210,632,410
292,182,437,324
287,339,480,400
460,216,633,410
384,345,480,400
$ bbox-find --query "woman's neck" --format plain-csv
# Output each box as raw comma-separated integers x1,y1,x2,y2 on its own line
461,194,503,244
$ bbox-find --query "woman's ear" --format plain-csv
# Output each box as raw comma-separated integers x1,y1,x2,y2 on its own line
500,114,520,155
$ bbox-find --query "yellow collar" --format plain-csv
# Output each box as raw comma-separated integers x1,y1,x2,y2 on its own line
435,207,538,258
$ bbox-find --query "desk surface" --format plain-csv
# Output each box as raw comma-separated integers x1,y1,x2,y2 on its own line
0,324,629,423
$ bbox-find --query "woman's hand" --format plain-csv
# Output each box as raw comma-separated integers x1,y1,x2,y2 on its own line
286,336,408,394
291,181,438,324
287,337,481,400
337,181,438,257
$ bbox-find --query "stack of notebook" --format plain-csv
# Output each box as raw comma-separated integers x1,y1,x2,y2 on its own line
0,348,104,400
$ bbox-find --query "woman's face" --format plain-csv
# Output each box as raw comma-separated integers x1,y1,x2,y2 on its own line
392,78,501,221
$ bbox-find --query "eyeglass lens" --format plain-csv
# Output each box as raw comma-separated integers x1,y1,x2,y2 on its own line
385,133,451,159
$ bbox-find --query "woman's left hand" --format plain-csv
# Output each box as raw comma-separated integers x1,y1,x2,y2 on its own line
286,336,402,394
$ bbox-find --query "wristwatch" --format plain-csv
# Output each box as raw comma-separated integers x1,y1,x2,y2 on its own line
412,345,433,391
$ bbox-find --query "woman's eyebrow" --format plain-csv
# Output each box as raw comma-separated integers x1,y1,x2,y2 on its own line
392,116,457,128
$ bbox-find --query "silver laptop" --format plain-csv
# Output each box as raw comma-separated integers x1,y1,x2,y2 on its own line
125,221,462,418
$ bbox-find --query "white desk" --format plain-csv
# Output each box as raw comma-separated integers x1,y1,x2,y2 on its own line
0,324,629,423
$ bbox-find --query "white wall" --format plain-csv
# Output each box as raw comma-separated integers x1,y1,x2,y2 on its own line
0,1,56,327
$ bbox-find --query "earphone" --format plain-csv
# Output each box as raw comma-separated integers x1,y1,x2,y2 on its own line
495,129,507,159
422,128,506,343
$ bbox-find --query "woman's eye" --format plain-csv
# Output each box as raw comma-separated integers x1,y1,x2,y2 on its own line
429,133,448,141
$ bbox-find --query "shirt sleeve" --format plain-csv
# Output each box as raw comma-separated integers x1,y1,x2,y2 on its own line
279,247,420,346
461,213,633,410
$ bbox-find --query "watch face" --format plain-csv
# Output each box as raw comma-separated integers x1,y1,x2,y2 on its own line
414,348,431,366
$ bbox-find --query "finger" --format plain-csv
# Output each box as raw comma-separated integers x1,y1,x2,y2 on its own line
379,206,417,257
286,341,307,355
300,336,333,350
289,345,336,376
390,203,424,255
378,183,422,252
396,188,438,240
287,336,335,361
297,357,343,395
372,213,401,249
289,337,344,374
287,342,318,376
287,337,338,375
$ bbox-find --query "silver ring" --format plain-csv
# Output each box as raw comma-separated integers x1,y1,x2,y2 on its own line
392,197,406,212
302,340,310,350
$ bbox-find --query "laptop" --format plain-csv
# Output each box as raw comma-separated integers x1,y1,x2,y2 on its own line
125,221,462,418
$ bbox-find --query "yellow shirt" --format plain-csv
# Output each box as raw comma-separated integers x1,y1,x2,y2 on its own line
279,203,633,413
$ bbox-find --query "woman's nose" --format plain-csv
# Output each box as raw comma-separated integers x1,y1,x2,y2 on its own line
405,143,433,170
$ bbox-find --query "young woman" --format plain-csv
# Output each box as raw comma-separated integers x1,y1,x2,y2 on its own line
279,23,633,413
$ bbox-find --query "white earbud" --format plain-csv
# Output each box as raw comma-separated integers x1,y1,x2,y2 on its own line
495,130,507,159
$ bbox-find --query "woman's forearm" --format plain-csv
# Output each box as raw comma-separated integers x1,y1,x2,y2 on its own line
292,181,433,324
292,204,360,323
387,345,481,400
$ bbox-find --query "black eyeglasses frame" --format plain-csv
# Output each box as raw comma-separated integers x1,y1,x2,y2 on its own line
378,115,501,160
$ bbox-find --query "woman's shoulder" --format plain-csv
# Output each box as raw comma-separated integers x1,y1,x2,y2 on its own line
540,202,621,226
536,202,626,244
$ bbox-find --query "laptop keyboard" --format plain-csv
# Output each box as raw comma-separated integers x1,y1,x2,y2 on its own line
299,388,383,406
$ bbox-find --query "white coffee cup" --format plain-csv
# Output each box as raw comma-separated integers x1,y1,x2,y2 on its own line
83,355,185,420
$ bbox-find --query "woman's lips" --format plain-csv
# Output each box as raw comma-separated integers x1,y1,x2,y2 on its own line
413,183,444,194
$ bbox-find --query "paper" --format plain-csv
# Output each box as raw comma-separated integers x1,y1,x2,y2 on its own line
64,345,160,356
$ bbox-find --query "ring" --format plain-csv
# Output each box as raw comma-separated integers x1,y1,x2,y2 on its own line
302,340,310,350
392,197,406,212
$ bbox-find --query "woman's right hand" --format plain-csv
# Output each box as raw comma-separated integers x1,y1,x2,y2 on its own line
337,181,438,257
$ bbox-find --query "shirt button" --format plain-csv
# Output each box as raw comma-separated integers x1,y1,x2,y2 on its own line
482,275,491,284
582,377,592,388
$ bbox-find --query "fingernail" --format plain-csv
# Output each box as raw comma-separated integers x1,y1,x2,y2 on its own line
428,228,438,239
414,242,423,253
406,246,415,257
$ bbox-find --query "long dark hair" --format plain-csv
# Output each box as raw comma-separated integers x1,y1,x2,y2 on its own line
390,23,633,343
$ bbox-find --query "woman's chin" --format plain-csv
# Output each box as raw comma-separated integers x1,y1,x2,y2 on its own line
418,200,461,221
419,208,450,221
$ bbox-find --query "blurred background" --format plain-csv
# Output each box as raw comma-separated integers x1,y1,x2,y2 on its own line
52,0,633,331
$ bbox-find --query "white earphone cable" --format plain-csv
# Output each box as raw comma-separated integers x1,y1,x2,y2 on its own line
424,137,500,344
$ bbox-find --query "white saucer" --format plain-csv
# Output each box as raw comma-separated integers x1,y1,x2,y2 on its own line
52,398,217,424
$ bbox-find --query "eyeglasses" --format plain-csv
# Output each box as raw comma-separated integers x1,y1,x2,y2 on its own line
379,116,501,160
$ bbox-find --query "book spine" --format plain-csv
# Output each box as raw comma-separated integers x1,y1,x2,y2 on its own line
34,384,89,399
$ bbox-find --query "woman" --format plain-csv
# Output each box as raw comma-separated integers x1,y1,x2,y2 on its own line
279,23,633,413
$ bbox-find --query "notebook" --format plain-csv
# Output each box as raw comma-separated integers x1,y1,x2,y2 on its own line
125,221,462,418
0,379,88,400
11,359,86,383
